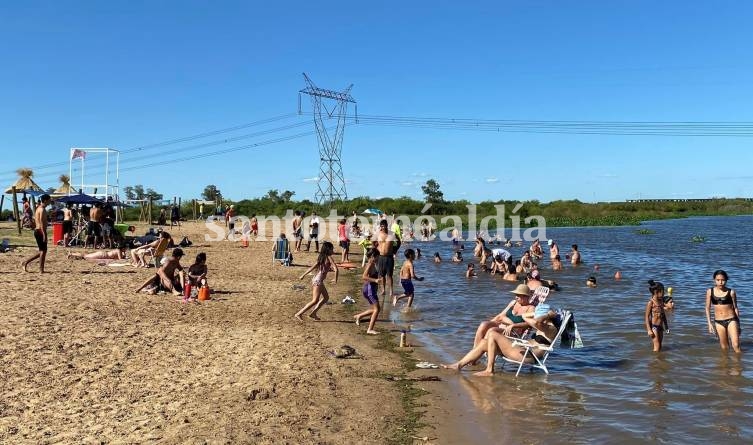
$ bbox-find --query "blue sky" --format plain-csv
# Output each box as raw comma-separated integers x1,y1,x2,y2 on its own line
2,1,753,204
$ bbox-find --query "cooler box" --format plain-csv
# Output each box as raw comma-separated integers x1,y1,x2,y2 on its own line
52,222,63,246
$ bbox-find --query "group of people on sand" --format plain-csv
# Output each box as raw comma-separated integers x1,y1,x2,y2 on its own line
135,248,209,299
294,218,424,335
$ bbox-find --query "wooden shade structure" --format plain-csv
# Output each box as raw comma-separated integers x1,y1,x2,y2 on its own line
4,168,43,194
52,174,76,196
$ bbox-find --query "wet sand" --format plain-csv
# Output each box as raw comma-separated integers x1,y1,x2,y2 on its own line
0,220,451,444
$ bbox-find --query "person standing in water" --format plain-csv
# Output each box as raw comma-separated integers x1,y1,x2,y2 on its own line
705,269,741,353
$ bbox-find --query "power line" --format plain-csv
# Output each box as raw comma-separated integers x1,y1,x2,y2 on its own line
0,113,300,177
21,121,312,184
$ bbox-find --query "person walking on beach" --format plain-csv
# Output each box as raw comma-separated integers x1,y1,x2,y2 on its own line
306,211,320,252
338,218,350,262
292,210,304,252
296,241,339,321
170,204,181,228
393,248,424,307
354,249,380,334
62,203,74,247
705,269,741,353
22,194,52,273
645,280,670,352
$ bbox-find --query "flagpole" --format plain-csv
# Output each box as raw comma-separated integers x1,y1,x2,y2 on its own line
69,149,73,195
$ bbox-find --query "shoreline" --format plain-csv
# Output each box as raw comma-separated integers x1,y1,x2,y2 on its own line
0,220,458,444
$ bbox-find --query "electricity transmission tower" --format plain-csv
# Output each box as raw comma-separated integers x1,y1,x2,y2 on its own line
298,73,357,204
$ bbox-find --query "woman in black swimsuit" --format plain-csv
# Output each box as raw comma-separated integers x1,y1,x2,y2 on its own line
705,269,741,353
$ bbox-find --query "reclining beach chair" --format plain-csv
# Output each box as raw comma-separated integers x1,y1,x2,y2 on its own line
143,237,170,268
273,237,292,266
501,310,572,377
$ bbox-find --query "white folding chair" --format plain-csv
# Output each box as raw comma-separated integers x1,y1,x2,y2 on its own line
501,311,572,376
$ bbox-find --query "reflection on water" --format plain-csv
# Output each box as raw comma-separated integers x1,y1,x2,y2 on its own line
390,216,753,443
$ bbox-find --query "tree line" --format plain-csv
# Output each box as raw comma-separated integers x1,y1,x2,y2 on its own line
108,179,753,228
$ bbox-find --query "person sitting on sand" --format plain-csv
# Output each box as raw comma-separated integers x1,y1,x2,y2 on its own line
135,248,186,296
67,247,127,261
130,231,171,267
188,252,208,288
443,303,561,375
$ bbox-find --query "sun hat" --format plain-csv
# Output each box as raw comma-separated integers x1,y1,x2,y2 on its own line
510,284,531,296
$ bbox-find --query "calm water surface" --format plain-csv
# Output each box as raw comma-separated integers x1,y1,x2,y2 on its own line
390,216,753,444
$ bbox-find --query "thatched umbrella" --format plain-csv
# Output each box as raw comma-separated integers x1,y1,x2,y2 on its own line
4,168,43,194
52,174,75,196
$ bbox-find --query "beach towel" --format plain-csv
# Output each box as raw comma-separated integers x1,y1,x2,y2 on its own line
559,310,584,349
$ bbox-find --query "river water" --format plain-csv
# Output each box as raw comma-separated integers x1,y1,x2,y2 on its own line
390,216,753,444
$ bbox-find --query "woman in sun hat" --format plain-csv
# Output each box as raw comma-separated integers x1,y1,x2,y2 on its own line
469,283,535,347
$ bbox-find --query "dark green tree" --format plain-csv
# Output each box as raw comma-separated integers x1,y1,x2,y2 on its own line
145,188,163,201
265,190,281,203
421,179,444,203
202,184,221,201
280,190,295,202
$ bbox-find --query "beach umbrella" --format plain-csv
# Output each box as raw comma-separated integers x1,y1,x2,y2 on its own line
4,168,44,194
362,208,382,216
55,193,103,205
52,174,76,196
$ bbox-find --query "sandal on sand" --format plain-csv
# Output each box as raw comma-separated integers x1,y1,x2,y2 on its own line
415,362,439,369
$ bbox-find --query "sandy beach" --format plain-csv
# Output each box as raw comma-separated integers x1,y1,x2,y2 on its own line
0,220,445,444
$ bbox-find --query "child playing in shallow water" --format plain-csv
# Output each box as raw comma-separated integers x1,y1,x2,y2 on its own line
354,249,380,334
393,249,424,307
645,280,669,352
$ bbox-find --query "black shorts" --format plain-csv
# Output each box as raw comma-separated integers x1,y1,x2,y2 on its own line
87,221,101,236
339,239,350,250
34,229,47,252
309,233,318,240
62,220,73,234
376,255,394,278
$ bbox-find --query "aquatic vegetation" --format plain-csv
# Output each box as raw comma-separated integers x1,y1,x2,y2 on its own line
691,235,706,243
635,229,655,235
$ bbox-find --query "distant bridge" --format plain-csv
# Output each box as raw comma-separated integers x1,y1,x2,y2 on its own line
625,198,753,203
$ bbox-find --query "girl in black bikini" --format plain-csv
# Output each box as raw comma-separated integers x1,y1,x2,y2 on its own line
705,269,741,353
644,280,669,353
